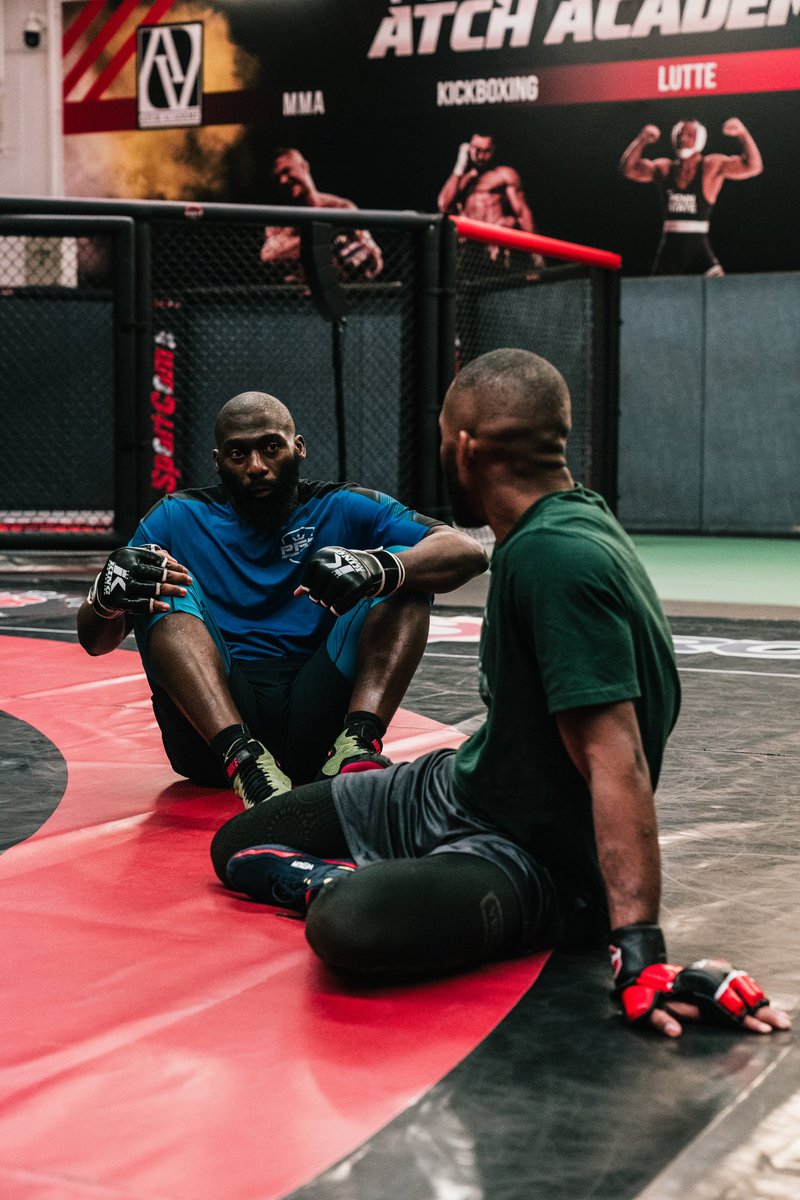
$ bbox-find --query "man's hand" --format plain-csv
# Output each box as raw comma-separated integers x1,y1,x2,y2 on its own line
610,924,791,1038
640,124,661,144
722,117,746,139
332,233,382,281
453,142,473,175
294,546,405,616
88,545,191,618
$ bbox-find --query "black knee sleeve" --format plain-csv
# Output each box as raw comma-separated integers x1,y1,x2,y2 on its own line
210,779,349,883
306,853,524,978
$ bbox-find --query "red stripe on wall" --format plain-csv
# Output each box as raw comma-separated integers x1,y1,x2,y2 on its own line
84,0,178,101
534,47,800,107
63,0,142,100
62,0,108,58
64,89,265,134
64,96,137,133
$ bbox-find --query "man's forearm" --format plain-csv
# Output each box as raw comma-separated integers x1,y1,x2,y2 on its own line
738,129,763,174
77,600,129,656
399,528,488,593
556,701,662,929
620,136,656,182
591,769,662,929
438,172,477,215
437,175,458,214
506,187,535,235
260,228,301,263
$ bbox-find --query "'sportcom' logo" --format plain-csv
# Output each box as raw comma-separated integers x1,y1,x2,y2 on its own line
137,22,203,129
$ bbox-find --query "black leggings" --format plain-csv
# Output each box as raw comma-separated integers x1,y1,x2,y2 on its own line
210,781,527,978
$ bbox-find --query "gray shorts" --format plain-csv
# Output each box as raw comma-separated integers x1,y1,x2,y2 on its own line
331,748,565,950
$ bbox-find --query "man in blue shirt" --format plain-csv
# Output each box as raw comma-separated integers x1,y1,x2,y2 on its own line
77,390,487,809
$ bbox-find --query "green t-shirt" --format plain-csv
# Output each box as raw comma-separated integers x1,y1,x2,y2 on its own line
452,485,680,915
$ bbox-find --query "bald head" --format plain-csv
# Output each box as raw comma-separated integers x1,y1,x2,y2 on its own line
445,349,571,477
214,391,295,447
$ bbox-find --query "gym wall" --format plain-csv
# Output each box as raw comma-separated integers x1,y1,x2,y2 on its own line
618,273,800,535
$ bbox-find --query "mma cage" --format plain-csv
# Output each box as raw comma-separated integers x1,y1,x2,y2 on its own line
0,197,620,548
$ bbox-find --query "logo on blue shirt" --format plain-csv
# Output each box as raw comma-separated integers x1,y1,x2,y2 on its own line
281,526,315,561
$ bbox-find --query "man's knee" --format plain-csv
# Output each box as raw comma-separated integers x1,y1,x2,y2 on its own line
146,608,207,651
305,871,387,973
362,589,431,640
306,854,528,977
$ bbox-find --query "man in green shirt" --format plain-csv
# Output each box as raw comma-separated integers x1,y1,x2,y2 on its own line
210,349,788,1038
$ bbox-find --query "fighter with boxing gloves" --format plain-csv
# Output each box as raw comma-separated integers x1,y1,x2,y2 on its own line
437,133,545,269
77,390,487,808
260,147,383,282
210,351,789,1038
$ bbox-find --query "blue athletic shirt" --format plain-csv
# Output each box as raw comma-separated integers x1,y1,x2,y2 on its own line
130,481,437,660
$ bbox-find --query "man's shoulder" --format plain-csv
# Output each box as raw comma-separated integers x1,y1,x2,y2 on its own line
139,484,225,523
301,480,400,508
504,489,623,568
314,193,356,211
701,152,728,173
299,481,441,530
512,486,614,533
297,479,352,506
495,164,522,186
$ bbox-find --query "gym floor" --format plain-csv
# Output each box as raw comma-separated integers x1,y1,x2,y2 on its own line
0,535,797,1200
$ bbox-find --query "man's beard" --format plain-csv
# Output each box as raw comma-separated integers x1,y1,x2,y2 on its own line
218,456,301,533
442,453,484,528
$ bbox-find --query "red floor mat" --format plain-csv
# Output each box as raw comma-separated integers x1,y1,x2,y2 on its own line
0,636,548,1200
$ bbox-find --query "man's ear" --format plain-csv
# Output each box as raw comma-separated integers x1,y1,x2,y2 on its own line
456,429,477,471
294,434,307,460
212,448,220,472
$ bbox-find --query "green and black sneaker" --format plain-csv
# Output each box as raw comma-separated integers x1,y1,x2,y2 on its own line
223,738,292,809
317,725,392,779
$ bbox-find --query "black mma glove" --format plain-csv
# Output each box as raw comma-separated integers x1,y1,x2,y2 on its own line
297,546,406,616
333,233,374,280
610,923,770,1029
87,545,171,618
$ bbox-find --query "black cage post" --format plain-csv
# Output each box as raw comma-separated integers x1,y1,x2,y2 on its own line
591,265,621,512
416,218,447,520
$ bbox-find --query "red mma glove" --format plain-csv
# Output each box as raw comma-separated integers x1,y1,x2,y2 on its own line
609,924,769,1029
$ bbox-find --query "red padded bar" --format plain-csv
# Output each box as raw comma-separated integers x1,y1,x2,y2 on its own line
452,215,622,270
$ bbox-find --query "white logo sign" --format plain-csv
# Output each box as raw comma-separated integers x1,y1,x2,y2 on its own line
137,23,203,129
281,527,316,561
369,0,538,59
436,74,539,107
282,91,326,117
104,561,129,595
672,636,800,660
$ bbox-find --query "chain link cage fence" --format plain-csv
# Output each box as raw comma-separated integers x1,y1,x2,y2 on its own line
146,213,430,512
0,200,618,550
446,218,620,549
0,219,136,542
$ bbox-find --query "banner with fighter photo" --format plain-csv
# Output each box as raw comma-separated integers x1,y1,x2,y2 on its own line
62,0,800,275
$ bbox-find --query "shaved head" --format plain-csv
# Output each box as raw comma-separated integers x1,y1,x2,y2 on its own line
214,392,295,447
213,391,305,531
444,349,571,477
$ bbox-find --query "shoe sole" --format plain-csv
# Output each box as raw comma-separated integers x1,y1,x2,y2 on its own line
339,759,390,774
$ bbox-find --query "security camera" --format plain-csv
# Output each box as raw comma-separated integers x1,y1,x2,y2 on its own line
24,14,45,49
